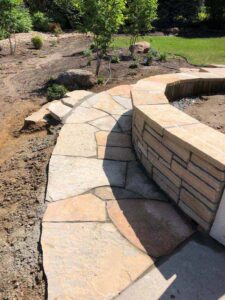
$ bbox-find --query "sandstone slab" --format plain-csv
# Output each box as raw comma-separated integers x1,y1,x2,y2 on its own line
112,96,133,109
96,131,132,148
62,90,94,108
65,106,107,124
92,92,128,115
114,115,132,132
98,146,135,161
46,156,127,201
107,85,131,98
53,124,97,157
126,161,167,201
42,222,153,300
89,116,121,132
107,199,194,257
94,186,144,200
48,101,72,121
115,237,225,300
43,194,106,222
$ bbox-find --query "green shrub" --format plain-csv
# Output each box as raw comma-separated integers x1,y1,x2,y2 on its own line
111,55,120,64
47,84,67,101
32,12,51,32
97,75,105,85
31,36,43,49
143,53,153,66
14,7,33,33
129,62,138,69
159,52,167,62
83,48,92,57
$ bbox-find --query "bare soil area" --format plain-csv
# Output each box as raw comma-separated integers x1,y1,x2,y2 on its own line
173,95,225,134
0,32,193,299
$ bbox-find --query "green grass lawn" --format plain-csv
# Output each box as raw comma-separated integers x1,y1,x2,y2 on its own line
113,36,225,66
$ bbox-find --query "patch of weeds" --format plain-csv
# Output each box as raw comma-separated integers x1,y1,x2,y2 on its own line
50,40,57,47
97,75,105,85
47,84,67,101
129,62,138,69
159,52,167,62
111,55,120,64
143,52,153,66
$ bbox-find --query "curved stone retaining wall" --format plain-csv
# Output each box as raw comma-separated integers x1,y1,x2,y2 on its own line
132,72,225,244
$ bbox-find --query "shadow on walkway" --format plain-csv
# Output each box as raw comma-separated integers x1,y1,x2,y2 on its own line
103,111,225,299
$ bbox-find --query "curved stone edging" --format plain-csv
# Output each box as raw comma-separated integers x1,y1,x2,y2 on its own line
131,72,225,244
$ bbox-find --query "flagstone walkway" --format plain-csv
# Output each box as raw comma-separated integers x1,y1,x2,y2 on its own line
40,74,225,299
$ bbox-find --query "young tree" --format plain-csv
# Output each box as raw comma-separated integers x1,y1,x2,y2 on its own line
126,0,158,56
0,0,32,54
81,0,126,76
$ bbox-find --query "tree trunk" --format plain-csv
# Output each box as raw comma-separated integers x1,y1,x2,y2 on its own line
96,53,102,76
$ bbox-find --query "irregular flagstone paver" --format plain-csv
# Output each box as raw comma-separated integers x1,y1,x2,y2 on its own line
43,194,106,222
114,115,132,132
115,237,225,300
65,106,108,124
96,131,132,148
25,101,58,125
46,156,127,201
42,222,153,300
94,186,145,200
107,199,194,257
89,115,121,132
92,92,129,115
48,101,72,121
126,161,167,201
107,85,132,98
112,96,133,110
53,123,97,157
98,146,135,161
62,90,94,108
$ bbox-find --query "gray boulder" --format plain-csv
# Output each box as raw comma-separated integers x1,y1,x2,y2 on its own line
56,69,97,90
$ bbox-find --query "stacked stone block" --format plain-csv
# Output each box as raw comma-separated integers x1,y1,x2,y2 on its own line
132,75,225,233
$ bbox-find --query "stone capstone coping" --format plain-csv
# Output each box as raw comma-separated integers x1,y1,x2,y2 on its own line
131,72,225,245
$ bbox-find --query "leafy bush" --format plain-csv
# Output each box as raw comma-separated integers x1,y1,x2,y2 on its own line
83,48,92,57
47,84,67,101
0,0,32,54
159,52,167,62
129,62,138,69
32,11,51,32
97,75,105,85
31,35,43,49
143,53,153,66
14,7,33,33
111,55,120,64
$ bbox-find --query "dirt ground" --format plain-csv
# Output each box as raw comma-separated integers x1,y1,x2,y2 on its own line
174,95,225,134
0,33,192,299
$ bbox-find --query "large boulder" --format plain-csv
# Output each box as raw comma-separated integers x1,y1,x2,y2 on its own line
56,69,97,90
129,41,151,54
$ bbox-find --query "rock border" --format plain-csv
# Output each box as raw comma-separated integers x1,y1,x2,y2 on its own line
131,71,225,244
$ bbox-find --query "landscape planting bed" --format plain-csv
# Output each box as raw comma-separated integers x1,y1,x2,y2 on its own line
173,94,225,134
132,71,225,245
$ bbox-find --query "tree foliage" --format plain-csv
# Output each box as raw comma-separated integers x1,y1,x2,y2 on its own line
81,0,126,75
125,0,158,54
0,0,32,53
